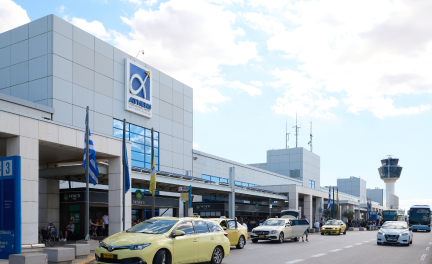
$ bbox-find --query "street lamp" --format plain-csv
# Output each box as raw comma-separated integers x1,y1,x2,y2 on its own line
136,50,145,58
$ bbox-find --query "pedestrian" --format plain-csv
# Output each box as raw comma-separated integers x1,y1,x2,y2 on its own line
60,219,75,241
241,221,248,231
47,221,59,240
314,220,320,229
102,214,109,236
301,215,309,242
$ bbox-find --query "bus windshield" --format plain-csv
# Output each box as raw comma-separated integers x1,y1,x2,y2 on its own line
382,211,398,221
409,208,431,225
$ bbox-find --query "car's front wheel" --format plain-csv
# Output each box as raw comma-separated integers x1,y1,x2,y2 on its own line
210,246,224,264
278,232,284,243
236,236,245,249
153,250,167,264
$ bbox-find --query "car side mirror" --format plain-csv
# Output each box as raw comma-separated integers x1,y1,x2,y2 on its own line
409,227,413,231
173,230,185,237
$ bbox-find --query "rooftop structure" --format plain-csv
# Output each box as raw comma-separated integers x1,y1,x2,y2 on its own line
378,157,402,195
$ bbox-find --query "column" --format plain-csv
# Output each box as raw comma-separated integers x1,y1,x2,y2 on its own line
289,191,299,211
315,197,324,222
304,195,313,228
39,179,60,231
108,156,131,235
7,133,39,245
228,167,235,219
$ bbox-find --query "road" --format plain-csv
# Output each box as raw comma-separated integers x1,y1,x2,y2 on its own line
223,230,432,264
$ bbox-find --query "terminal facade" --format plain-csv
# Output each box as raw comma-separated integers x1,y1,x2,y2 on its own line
0,14,398,248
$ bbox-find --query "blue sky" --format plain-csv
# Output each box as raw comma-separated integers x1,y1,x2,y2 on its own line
3,0,432,210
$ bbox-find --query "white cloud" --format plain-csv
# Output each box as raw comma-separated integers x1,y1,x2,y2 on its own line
266,0,432,118
247,0,288,10
243,12,285,34
193,142,200,149
57,5,66,13
228,81,262,96
122,0,142,5
112,0,257,112
145,0,157,5
71,18,111,41
205,0,243,4
250,81,262,87
0,0,30,34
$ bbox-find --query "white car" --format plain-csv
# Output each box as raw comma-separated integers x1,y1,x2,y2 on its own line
377,221,413,246
250,218,309,243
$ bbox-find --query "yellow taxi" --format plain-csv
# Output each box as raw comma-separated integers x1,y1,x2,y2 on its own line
207,218,248,249
321,220,347,235
95,217,230,264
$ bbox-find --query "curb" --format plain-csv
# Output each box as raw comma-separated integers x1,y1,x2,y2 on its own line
75,256,95,264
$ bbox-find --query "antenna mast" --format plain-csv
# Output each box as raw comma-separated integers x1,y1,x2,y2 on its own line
286,121,290,148
292,113,301,148
308,121,313,152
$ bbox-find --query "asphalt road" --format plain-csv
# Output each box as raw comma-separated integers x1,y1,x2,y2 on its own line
223,230,432,264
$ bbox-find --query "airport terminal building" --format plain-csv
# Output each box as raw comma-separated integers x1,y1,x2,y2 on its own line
0,15,394,249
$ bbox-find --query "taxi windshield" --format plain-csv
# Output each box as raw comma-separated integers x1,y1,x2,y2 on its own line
263,220,285,226
325,221,339,226
126,219,178,234
382,222,407,230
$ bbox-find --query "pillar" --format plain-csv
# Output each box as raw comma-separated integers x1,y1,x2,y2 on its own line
304,195,313,228
289,191,299,211
108,156,131,235
315,197,324,222
228,167,235,219
7,132,39,245
39,179,60,230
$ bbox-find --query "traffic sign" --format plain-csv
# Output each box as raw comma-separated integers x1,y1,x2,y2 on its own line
181,193,189,201
178,186,189,192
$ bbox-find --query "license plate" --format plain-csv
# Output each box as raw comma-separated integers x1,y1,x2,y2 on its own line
259,235,265,238
103,254,115,259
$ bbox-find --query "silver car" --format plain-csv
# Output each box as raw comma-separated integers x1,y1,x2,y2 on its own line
377,221,413,246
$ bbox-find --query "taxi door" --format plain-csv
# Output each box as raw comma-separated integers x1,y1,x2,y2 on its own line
172,221,199,264
193,221,216,262
291,219,308,237
283,220,293,238
226,220,240,246
340,221,346,232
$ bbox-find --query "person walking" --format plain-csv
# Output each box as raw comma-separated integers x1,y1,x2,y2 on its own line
302,215,309,242
102,214,109,236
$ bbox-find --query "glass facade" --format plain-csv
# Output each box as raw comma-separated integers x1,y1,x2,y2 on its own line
113,119,159,171
201,174,259,187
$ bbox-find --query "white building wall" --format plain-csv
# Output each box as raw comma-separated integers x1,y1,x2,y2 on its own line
193,150,303,186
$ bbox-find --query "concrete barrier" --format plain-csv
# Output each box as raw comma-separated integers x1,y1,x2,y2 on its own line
315,228,320,233
9,253,48,264
43,248,75,264
76,240,100,252
63,244,90,259
348,227,354,231
309,228,315,233
359,227,365,231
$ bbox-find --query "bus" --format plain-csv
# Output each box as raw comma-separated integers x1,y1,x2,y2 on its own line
408,205,431,232
280,209,300,219
382,209,398,223
397,209,405,221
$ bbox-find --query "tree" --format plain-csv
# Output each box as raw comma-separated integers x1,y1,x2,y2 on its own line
343,210,355,221
323,209,331,218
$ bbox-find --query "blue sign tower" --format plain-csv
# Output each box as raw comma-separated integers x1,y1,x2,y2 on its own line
0,156,21,259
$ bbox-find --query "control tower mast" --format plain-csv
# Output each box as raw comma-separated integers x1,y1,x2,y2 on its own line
378,155,402,195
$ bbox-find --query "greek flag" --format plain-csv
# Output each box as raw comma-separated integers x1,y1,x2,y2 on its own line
83,117,99,185
123,134,130,194
328,187,331,210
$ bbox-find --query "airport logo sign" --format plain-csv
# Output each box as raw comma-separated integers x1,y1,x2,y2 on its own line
125,59,152,118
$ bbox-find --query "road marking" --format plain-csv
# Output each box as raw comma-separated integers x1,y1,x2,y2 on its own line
286,260,304,264
330,249,342,252
311,253,327,258
355,243,362,245
429,242,432,245
344,245,353,248
426,247,430,251
364,241,370,242
420,254,426,261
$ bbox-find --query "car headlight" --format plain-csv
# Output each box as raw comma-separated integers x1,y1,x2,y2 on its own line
99,241,107,248
399,232,409,236
251,229,255,233
378,232,384,235
270,230,278,234
126,243,151,250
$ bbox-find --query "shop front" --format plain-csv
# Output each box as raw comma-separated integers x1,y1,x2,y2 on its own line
60,188,180,239
192,202,283,219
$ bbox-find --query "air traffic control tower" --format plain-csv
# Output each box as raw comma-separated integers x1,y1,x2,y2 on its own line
378,157,402,195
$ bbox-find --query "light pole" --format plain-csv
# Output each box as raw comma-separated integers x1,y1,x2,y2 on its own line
136,50,144,58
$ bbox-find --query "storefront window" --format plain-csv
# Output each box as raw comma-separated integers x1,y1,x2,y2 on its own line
113,119,159,171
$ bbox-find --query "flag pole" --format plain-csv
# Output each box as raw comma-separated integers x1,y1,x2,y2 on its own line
85,106,90,240
151,128,155,218
122,119,126,231
332,187,335,219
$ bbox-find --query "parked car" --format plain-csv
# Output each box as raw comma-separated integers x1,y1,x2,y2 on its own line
95,217,230,264
377,221,413,246
321,220,347,235
250,218,309,243
208,218,248,249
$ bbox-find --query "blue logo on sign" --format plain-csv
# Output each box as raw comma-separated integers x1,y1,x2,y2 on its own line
129,64,150,101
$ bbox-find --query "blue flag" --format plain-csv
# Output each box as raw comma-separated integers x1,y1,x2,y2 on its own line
367,200,371,219
328,187,331,210
83,117,99,185
123,128,130,194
